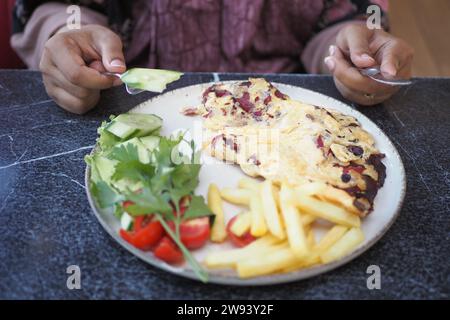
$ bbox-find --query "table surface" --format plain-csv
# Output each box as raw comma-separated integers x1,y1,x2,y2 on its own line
0,70,448,299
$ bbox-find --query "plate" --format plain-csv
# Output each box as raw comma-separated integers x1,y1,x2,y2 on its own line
85,81,406,285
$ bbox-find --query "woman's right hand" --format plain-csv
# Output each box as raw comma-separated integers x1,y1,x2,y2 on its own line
39,25,126,114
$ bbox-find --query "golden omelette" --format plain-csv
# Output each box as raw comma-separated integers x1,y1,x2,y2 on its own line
182,78,386,216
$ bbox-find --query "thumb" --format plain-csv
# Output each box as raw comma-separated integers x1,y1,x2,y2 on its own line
379,43,404,77
88,60,122,86
380,54,399,77
88,60,106,73
337,24,376,68
93,29,126,74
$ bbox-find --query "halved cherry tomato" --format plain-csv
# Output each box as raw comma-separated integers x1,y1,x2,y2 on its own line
168,217,211,249
119,228,134,243
226,215,256,248
154,236,184,264
132,215,145,232
120,215,164,251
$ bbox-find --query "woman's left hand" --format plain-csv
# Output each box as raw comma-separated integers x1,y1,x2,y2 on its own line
325,23,414,106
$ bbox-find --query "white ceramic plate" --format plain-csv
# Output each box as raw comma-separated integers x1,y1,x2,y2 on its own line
85,81,406,285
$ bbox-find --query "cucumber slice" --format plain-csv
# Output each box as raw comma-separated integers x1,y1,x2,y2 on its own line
105,113,162,140
115,113,162,136
120,68,183,93
139,136,160,151
105,120,137,140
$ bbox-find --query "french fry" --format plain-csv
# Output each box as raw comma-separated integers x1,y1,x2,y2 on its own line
302,214,316,226
237,245,299,278
306,227,316,248
220,187,252,205
281,226,349,273
208,184,227,242
281,254,321,273
314,225,348,255
294,193,361,227
230,212,251,236
205,179,366,278
204,235,282,269
275,186,313,226
279,184,309,259
249,192,268,237
260,180,285,239
279,227,319,273
238,177,260,192
296,182,360,214
320,227,364,264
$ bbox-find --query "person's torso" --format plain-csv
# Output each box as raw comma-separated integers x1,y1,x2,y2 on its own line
128,0,326,72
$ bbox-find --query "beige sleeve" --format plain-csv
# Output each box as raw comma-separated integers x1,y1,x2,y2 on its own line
10,2,108,70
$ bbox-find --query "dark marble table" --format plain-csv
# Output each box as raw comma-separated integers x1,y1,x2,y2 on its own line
0,70,448,299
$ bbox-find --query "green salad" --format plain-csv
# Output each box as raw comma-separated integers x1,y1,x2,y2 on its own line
85,113,213,282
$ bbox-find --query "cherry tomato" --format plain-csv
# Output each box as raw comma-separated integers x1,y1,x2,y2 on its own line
180,217,211,249
226,216,256,248
119,228,134,243
120,215,164,251
168,217,210,249
132,215,145,232
154,236,184,264
131,218,164,250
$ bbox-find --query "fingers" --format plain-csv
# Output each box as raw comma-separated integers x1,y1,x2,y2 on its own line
90,26,127,74
88,60,122,86
336,24,376,68
39,25,127,114
40,47,100,114
43,79,100,114
44,64,93,99
329,25,414,106
88,60,107,73
325,45,398,106
45,38,115,90
333,77,393,106
326,45,384,94
377,37,414,77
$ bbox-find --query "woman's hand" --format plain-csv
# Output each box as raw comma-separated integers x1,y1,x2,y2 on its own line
39,25,126,114
325,23,414,106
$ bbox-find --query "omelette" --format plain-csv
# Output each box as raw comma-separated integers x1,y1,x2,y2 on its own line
182,78,386,216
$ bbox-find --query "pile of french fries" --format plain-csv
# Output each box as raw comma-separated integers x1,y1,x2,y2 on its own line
205,178,364,278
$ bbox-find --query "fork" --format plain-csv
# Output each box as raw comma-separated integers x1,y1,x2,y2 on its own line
358,66,412,86
102,72,144,95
